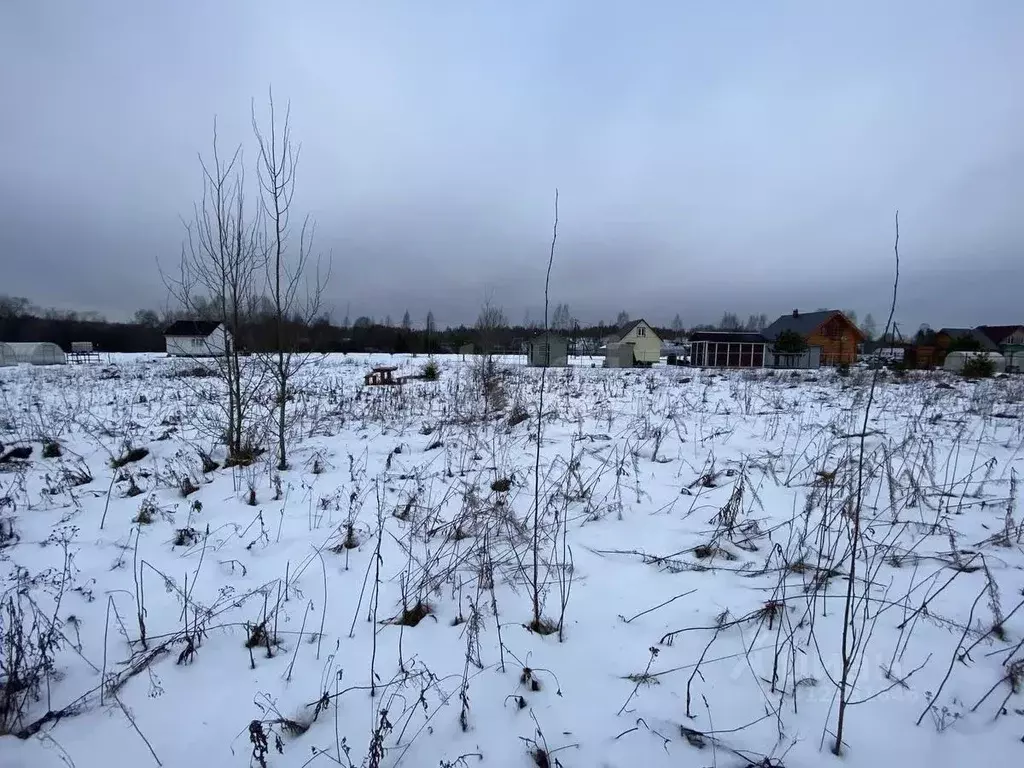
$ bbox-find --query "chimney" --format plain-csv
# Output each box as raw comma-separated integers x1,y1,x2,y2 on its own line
792,309,800,318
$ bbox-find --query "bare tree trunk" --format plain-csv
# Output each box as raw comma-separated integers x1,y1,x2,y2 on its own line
530,189,558,631
161,119,266,459
252,89,329,471
834,211,900,754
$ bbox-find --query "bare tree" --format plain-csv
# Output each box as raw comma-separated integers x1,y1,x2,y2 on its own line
671,313,684,333
401,310,412,331
833,212,900,754
615,310,630,328
163,120,267,460
475,296,507,356
741,313,769,331
475,296,507,411
719,312,741,330
0,296,32,318
551,303,571,331
530,189,558,634
425,310,436,354
252,91,330,471
861,313,877,340
132,309,161,328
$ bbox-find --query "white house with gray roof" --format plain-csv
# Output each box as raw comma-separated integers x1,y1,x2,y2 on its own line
164,320,232,357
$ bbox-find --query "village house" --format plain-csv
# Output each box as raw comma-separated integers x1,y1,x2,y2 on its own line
761,309,864,366
976,325,1024,371
603,319,661,368
888,325,1024,370
163,320,232,357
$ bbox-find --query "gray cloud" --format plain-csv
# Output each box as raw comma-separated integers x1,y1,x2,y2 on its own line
2,0,1023,329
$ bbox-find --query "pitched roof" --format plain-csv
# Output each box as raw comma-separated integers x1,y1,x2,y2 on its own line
610,318,660,342
936,327,998,350
688,331,769,344
976,325,1024,345
762,310,834,339
163,320,223,337
762,310,863,341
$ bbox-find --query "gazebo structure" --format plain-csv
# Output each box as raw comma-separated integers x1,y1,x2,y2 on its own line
688,332,769,368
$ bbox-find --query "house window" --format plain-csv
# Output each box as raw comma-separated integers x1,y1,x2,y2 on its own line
636,326,646,337
191,337,203,348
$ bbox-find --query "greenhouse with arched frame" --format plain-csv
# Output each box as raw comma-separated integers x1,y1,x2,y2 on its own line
1,342,67,366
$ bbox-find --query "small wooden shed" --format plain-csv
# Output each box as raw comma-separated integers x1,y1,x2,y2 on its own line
603,342,636,368
526,333,568,368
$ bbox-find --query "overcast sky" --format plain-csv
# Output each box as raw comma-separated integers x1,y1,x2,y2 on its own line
2,1,1022,330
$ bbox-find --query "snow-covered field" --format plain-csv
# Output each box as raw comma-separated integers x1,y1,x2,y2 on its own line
2,353,1023,768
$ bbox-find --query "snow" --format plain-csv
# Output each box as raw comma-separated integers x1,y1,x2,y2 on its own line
1,354,1023,768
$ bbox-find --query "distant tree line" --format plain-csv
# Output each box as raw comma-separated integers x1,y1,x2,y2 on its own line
0,294,881,354
0,294,641,355
0,296,166,353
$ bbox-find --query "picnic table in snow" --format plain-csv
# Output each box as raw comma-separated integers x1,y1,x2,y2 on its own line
363,365,406,386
